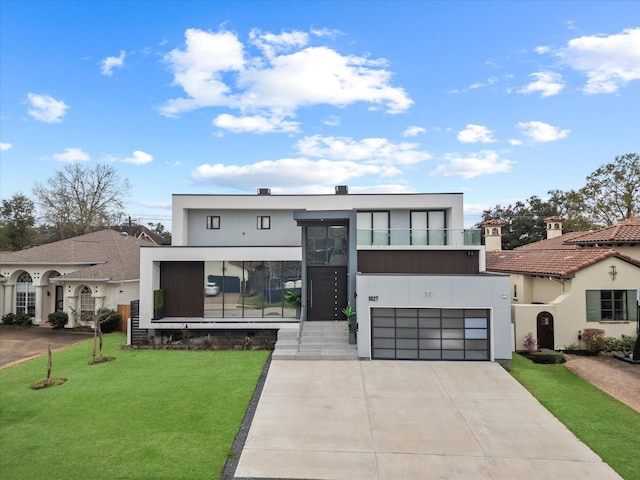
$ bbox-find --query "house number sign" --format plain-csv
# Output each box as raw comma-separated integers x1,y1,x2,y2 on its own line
369,296,379,301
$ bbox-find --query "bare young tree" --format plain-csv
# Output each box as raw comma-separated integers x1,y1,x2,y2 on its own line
33,163,131,238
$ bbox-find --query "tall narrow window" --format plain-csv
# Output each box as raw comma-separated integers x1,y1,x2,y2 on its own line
206,216,220,229
257,216,271,230
80,286,95,323
16,272,35,317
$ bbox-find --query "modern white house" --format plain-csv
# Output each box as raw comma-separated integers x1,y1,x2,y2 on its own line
0,230,146,327
139,187,512,363
484,216,640,351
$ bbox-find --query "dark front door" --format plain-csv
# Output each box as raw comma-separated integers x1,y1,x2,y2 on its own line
536,311,554,349
55,285,64,311
307,266,347,321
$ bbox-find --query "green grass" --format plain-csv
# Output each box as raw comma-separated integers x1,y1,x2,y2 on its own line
510,353,640,480
0,334,270,480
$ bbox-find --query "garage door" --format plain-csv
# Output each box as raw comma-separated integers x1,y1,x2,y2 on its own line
371,308,490,360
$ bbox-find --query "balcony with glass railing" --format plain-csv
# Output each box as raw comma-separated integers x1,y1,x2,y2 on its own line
357,228,481,247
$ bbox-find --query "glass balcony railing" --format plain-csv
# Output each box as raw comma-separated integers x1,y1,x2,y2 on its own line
357,228,481,247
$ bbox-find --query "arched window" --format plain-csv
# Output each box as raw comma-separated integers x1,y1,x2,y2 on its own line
80,286,95,323
16,272,36,317
491,228,498,235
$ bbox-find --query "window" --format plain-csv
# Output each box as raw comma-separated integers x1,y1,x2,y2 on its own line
206,216,220,230
410,210,446,245
80,286,95,323
357,211,389,245
257,216,270,230
586,290,638,322
16,272,35,317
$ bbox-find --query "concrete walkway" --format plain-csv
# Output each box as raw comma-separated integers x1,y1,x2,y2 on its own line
235,360,621,479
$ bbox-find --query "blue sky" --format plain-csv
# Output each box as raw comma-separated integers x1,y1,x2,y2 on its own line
1,0,639,229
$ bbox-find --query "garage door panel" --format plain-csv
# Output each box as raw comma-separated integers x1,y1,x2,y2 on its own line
372,307,490,361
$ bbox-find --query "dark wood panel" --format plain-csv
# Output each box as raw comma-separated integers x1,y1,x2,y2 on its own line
307,266,347,321
357,250,479,274
160,262,204,317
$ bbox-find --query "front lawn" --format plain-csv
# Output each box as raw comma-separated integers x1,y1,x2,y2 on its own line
510,353,640,480
0,334,269,480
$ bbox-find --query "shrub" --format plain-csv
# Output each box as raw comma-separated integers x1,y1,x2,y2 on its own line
15,312,32,326
562,343,579,353
95,308,121,333
1,313,16,325
582,328,605,354
523,332,538,352
532,348,566,364
48,312,69,329
603,335,637,354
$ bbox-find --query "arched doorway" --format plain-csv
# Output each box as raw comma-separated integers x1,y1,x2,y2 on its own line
536,311,554,349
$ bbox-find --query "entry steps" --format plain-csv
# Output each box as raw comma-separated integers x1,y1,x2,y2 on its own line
272,320,359,360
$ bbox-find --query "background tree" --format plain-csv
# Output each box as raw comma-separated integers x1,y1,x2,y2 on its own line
570,153,640,226
0,193,36,251
147,222,172,242
479,193,571,250
33,163,131,239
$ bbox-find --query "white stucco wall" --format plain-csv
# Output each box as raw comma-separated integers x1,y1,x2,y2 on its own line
355,273,512,361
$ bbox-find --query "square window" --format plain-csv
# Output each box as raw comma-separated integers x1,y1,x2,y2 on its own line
206,216,220,230
257,216,271,230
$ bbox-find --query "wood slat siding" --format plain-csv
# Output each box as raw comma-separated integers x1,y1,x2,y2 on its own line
117,304,130,333
357,250,479,274
160,262,205,317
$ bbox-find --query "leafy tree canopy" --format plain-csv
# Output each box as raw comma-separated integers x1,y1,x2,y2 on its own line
0,193,36,251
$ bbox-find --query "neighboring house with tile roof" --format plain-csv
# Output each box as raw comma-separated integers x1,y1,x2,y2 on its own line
485,217,640,351
0,229,149,327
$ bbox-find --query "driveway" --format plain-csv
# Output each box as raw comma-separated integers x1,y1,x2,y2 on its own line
0,326,92,369
235,360,621,480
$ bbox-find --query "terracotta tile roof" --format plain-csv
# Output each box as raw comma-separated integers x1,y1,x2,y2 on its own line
543,216,565,222
480,219,506,226
564,216,640,245
486,248,640,279
0,229,148,282
514,231,584,251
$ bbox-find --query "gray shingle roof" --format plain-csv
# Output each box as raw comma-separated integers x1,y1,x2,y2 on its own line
0,229,148,282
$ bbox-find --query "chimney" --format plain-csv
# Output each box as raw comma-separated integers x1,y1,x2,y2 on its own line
335,185,348,195
481,219,506,251
544,216,564,239
257,188,271,195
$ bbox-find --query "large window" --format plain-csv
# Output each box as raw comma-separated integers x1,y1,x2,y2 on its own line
410,210,446,245
16,272,35,317
306,225,347,266
357,211,389,245
203,261,301,319
586,290,638,322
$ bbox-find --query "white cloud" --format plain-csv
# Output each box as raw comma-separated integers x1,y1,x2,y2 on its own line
0,142,12,151
430,151,514,179
508,139,523,146
296,135,431,165
323,115,340,126
517,121,570,142
213,113,299,134
138,200,172,209
457,124,496,144
122,150,153,165
101,50,126,76
469,76,498,89
160,27,413,126
165,161,182,167
534,45,550,54
558,27,640,94
27,93,69,123
191,158,389,190
518,72,564,97
403,126,426,137
53,148,90,162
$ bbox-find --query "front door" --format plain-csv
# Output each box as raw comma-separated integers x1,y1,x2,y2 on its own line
536,311,554,349
55,285,64,312
306,266,347,321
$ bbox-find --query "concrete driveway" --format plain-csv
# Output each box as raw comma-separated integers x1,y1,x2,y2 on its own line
235,360,621,480
0,326,92,369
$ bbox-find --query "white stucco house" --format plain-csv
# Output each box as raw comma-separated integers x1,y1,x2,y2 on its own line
484,216,640,351
139,187,512,363
0,229,147,327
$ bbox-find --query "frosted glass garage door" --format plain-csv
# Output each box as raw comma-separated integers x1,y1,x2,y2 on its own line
371,308,490,360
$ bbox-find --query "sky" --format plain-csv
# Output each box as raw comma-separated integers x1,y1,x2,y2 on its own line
1,0,639,230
